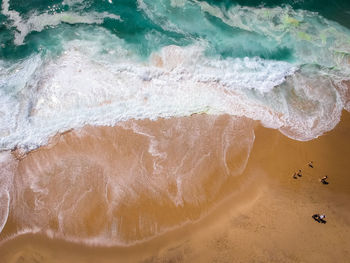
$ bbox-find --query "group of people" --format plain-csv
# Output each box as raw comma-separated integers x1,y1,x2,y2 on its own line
292,161,329,184
292,161,328,224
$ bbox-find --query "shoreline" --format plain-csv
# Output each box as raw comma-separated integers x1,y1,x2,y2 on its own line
0,111,349,262
0,115,258,244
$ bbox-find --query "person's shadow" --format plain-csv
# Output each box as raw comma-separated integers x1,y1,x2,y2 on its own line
312,214,327,224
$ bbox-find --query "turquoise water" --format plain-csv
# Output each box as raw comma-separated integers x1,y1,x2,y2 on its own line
1,0,350,60
0,0,350,150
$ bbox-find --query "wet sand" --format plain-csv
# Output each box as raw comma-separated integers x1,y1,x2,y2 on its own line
0,112,350,262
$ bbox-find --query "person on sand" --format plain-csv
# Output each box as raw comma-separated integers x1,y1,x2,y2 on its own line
293,173,298,179
297,169,302,177
308,161,314,168
320,175,329,185
312,214,326,223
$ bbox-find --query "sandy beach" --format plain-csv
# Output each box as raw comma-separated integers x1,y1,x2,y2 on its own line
0,111,349,262
1,0,350,261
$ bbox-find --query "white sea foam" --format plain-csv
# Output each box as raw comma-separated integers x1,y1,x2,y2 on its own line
1,0,121,45
137,0,187,35
0,35,349,151
139,0,350,77
0,39,296,150
0,1,349,151
192,0,350,74
0,190,10,234
0,55,42,140
0,151,17,234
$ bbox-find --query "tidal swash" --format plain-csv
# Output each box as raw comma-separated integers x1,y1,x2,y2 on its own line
0,0,349,246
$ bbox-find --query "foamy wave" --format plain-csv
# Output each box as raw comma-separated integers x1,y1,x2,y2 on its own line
1,1,349,150
0,38,297,150
137,0,186,35
0,35,349,150
1,0,121,45
196,1,350,74
139,0,350,76
0,55,43,140
0,191,10,234
0,151,17,234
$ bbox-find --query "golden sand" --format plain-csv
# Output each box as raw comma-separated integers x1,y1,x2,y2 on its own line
0,112,349,262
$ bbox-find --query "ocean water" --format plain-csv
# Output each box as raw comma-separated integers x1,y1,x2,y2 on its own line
0,0,349,151
0,0,350,244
